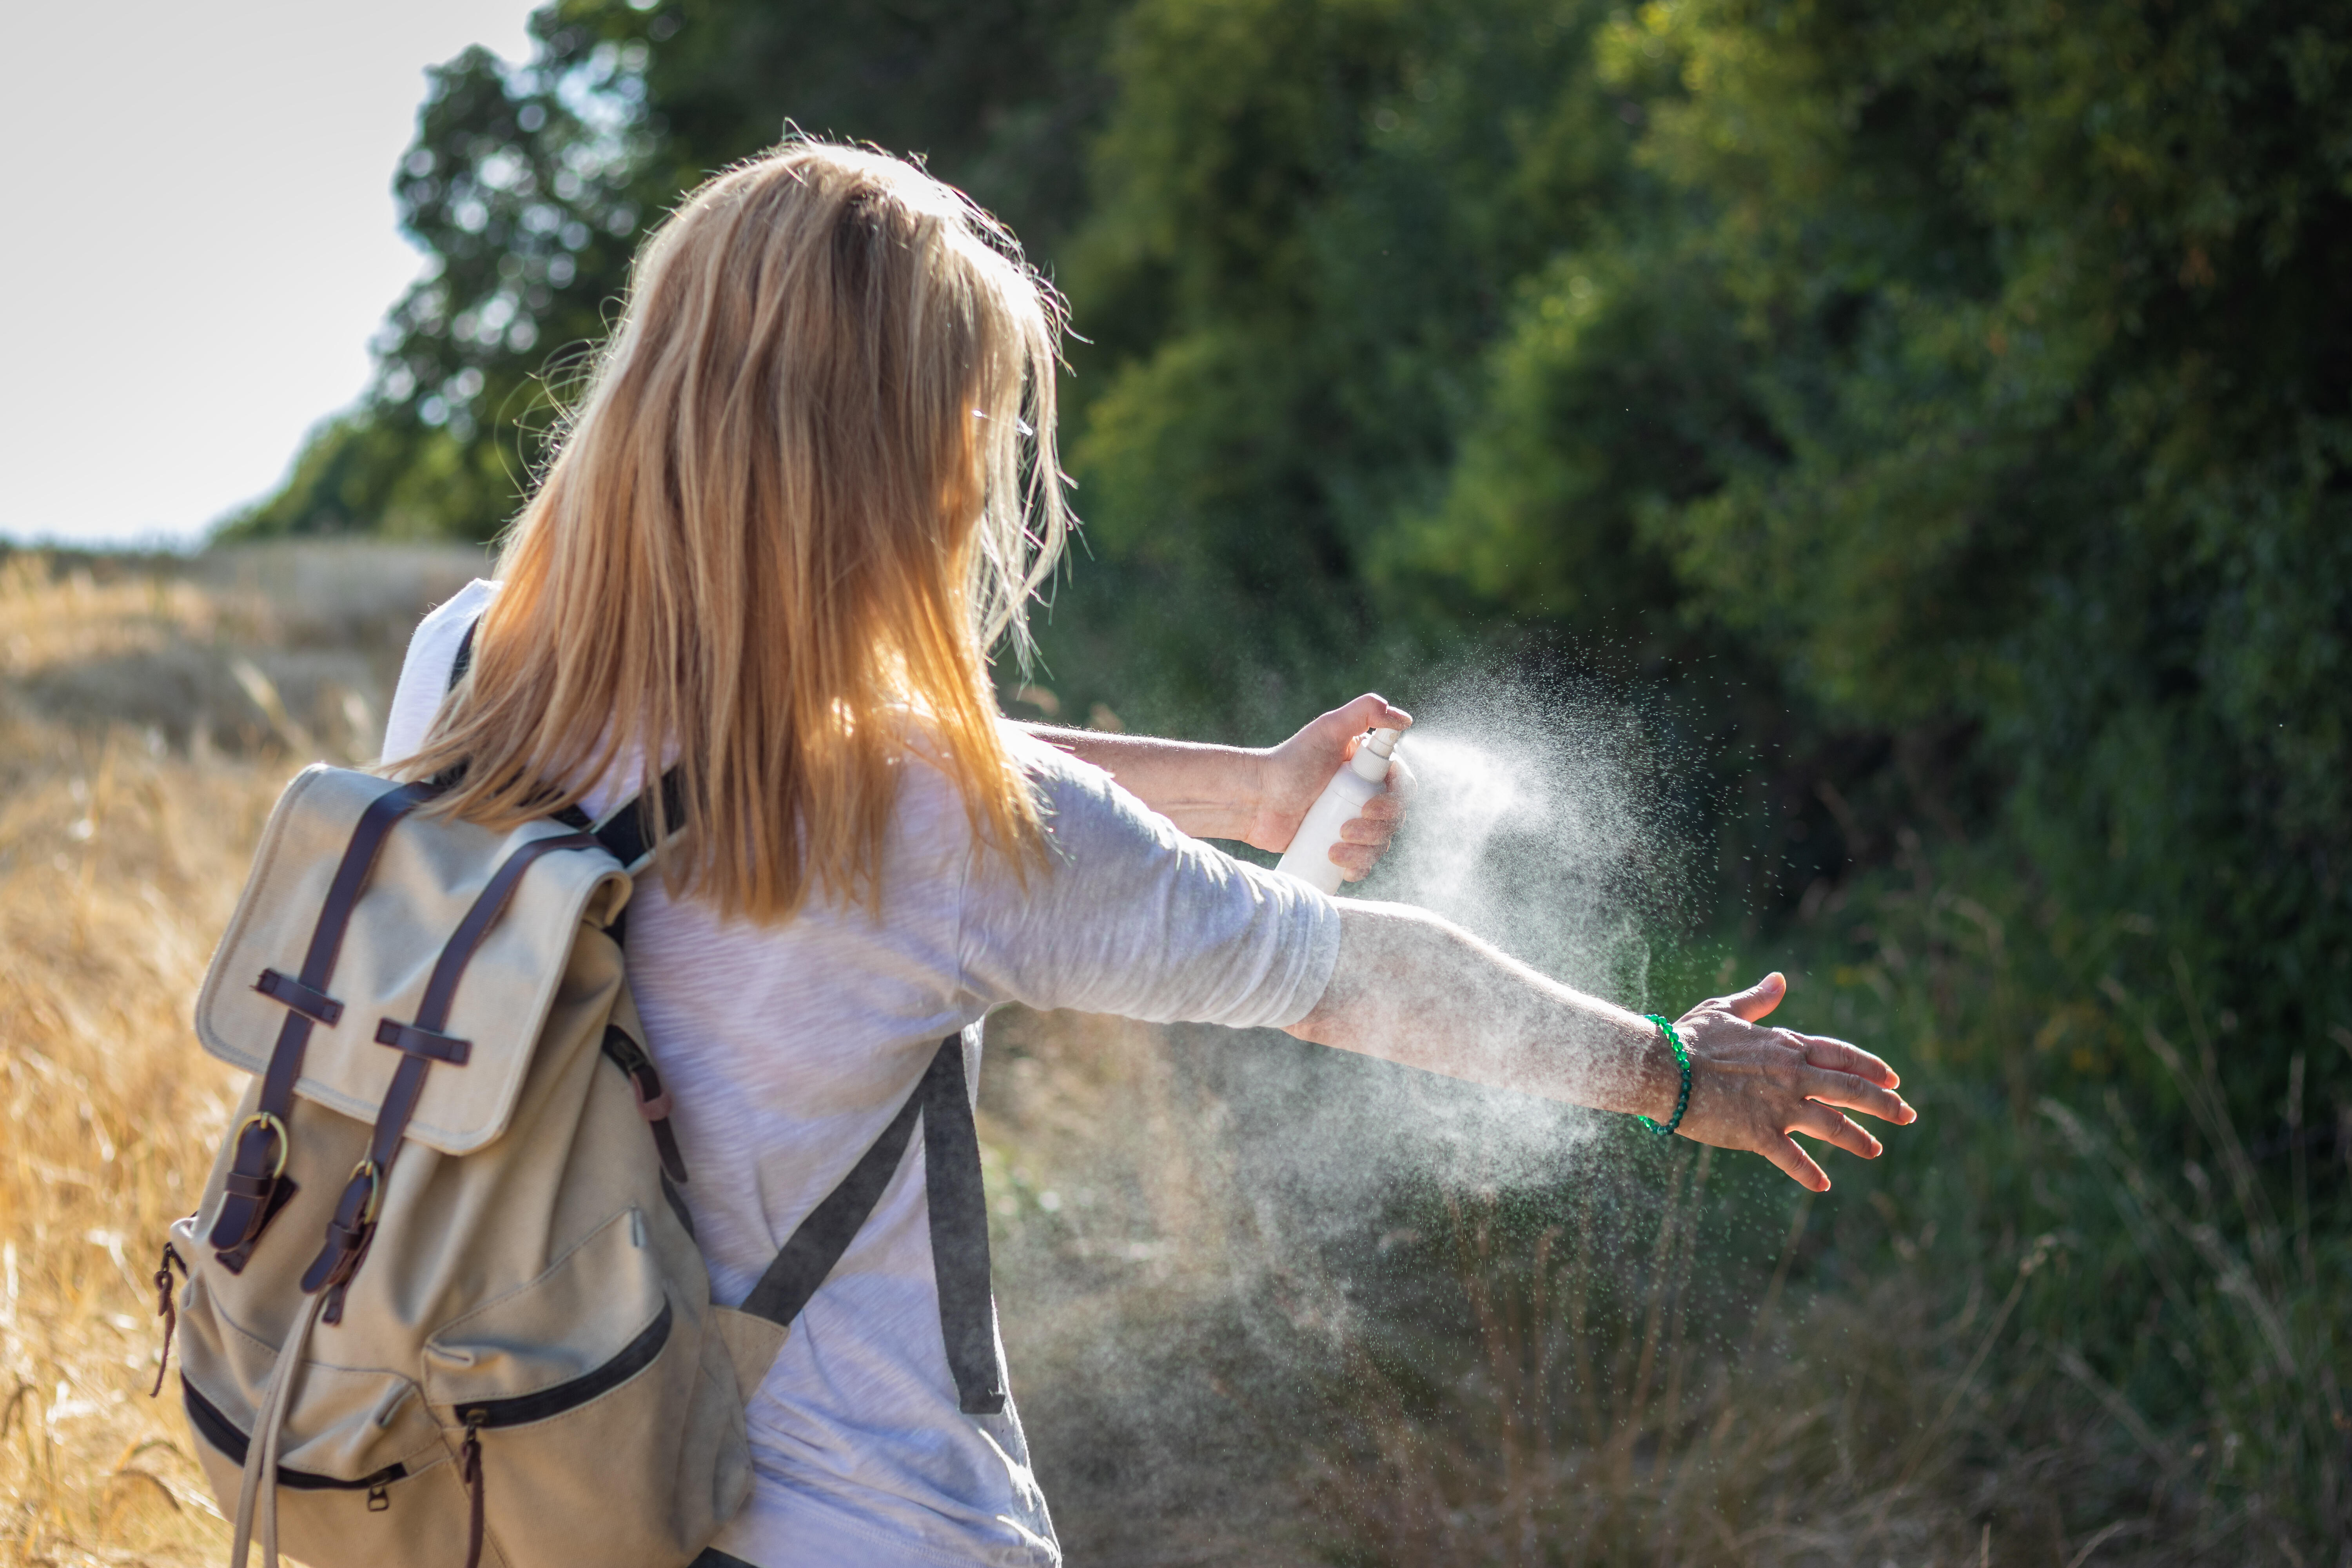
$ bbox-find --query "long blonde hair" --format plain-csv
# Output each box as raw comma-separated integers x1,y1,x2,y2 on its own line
397,140,1071,920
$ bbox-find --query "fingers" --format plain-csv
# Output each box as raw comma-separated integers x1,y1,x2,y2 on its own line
1330,802,1403,880
1791,1100,1882,1160
1760,1134,1831,1192
1331,750,1411,890
1329,829,1395,881
1791,1032,1899,1089
1798,1065,1915,1125
1724,971,1786,1023
1325,693,1413,742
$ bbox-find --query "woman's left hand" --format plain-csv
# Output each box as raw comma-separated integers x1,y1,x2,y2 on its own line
1247,695,1415,880
1668,973,1916,1191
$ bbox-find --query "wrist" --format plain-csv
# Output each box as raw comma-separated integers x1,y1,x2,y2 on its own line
1238,746,1278,848
1635,1014,1693,1136
1628,1013,1682,1123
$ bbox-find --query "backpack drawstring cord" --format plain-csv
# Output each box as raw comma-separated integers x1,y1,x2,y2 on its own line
229,1289,326,1568
148,1242,187,1399
459,1411,487,1568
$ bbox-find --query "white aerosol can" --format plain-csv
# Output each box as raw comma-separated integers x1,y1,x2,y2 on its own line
1274,727,1404,895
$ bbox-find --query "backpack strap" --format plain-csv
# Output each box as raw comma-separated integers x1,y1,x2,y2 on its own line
447,614,479,689
736,1036,1006,1416
210,778,442,1270
446,612,681,878
587,769,688,876
919,1038,1005,1415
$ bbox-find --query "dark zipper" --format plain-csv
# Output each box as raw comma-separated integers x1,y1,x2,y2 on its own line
181,1381,408,1492
181,1294,670,1484
454,1299,673,1430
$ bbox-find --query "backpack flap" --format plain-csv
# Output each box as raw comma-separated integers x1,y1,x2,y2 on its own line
196,765,632,1155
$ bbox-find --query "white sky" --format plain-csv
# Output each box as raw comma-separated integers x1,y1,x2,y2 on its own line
0,0,544,547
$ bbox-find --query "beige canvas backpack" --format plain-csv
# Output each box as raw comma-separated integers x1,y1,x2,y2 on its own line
158,635,1007,1568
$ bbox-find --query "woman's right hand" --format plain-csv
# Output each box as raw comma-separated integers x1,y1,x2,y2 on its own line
1668,972,1916,1191
1246,694,1414,879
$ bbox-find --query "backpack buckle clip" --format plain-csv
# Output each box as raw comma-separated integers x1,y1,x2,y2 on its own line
232,1112,291,1182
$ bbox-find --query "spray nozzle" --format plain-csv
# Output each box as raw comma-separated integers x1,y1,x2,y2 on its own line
1349,726,1404,782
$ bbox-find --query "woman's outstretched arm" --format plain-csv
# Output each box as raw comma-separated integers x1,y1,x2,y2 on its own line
1027,693,1414,881
1284,902,1917,1190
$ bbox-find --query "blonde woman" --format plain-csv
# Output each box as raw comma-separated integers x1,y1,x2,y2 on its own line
381,141,1913,1568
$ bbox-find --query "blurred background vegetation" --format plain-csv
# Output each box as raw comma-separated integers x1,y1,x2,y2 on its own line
179,0,2352,1559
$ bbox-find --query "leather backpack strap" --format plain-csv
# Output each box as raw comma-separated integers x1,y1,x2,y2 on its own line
211,778,441,1268
918,1040,1005,1414
447,612,681,877
735,1036,1006,1416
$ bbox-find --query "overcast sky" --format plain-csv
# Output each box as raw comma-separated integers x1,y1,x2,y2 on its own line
1,0,543,546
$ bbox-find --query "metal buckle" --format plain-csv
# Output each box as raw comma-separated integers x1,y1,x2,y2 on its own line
233,1112,290,1181
346,1160,385,1227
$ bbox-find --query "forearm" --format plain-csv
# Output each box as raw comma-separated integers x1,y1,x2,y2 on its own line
1285,902,1681,1120
1023,724,1263,842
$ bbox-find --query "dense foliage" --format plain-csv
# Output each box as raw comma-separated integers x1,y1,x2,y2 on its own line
234,0,2348,1545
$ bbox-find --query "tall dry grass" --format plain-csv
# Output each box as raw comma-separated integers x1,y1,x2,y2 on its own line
0,547,476,1564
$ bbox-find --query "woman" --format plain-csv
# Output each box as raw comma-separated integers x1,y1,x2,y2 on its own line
385,141,1913,1568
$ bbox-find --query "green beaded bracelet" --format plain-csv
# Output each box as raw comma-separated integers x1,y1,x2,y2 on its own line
1636,1014,1691,1137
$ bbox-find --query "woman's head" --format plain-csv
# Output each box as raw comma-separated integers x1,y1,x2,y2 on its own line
401,140,1071,920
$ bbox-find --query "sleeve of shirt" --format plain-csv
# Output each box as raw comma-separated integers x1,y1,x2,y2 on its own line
957,728,1343,1030
381,579,499,766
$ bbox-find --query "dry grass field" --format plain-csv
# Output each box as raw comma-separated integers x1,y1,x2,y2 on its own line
0,545,486,1564
0,546,2335,1568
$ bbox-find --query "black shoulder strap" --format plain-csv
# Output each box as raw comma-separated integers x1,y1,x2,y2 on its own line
447,615,479,691
589,769,688,873
736,1036,1005,1416
444,612,680,867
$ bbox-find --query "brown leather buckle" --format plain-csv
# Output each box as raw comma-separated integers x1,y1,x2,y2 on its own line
233,1112,290,1181
301,1160,385,1304
346,1159,385,1227
208,1112,297,1263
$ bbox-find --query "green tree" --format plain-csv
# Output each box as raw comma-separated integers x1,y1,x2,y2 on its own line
1049,0,1660,718
1429,0,2351,1083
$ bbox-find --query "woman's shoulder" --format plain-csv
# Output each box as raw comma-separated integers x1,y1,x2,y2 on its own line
382,579,501,763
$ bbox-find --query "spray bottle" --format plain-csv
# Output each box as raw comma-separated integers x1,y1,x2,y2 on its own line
1274,727,1404,895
